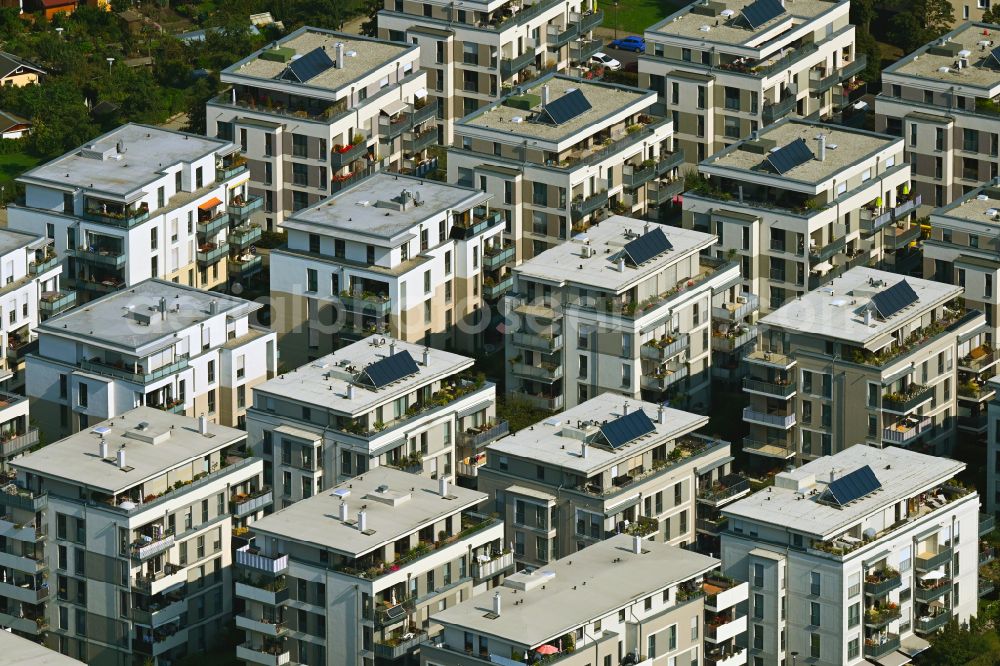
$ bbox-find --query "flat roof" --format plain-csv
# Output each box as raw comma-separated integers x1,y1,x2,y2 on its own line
0,227,43,256
249,466,486,557
514,216,715,292
933,181,1000,228
723,445,965,538
703,119,898,185
647,0,839,47
39,279,260,352
488,393,709,475
254,335,475,417
759,267,961,344
888,23,1000,88
13,407,246,495
0,632,85,665
432,534,718,647
285,173,490,241
20,123,230,197
461,74,651,142
224,27,412,93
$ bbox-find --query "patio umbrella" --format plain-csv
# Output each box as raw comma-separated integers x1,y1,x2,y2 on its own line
535,645,559,655
929,600,946,609
919,570,945,581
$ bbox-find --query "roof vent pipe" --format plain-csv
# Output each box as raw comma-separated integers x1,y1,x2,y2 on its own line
658,405,665,424
439,476,449,497
357,509,367,532
623,401,629,415
632,535,642,554
336,42,345,69
339,501,349,522
99,439,108,459
542,85,550,106
423,348,430,366
864,308,872,326
389,341,396,355
492,591,502,616
347,384,356,400
817,134,826,162
198,414,208,435
581,441,588,458
117,445,126,470
617,257,625,272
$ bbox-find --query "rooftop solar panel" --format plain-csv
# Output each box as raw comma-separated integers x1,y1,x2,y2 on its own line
538,89,592,125
621,227,673,267
742,0,785,29
991,45,1000,67
600,409,656,448
870,280,918,320
763,137,814,175
826,465,881,507
280,47,336,83
360,350,420,389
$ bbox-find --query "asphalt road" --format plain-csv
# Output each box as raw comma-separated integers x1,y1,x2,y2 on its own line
596,36,643,71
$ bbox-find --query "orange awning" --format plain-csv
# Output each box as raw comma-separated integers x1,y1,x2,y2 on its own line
198,197,222,210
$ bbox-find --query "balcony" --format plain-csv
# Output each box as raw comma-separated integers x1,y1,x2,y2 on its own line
197,242,228,266
452,208,503,240
380,101,438,140
521,393,564,411
330,141,368,168
65,276,124,294
197,211,230,237
648,179,685,205
712,326,757,353
961,346,998,373
230,255,263,279
0,428,39,458
484,276,514,300
511,331,563,352
864,604,902,628
473,551,515,581
403,128,437,154
484,243,515,272
236,614,287,638
864,634,900,660
236,642,291,666
762,93,797,125
231,488,273,518
705,647,747,666
228,195,263,220
28,253,58,275
236,544,289,575
742,407,795,429
744,349,795,370
339,292,391,315
373,631,428,660
501,50,535,78
0,612,46,635
235,576,289,606
697,516,729,535
861,207,894,234
131,530,175,561
216,162,248,181
571,189,608,220
706,615,747,644
69,247,126,268
882,384,934,413
510,361,562,382
981,579,995,596
742,377,796,399
641,364,688,391
885,224,921,250
915,580,951,603
742,437,795,459
893,194,922,219
458,421,509,450
704,577,749,612
713,294,759,322
865,570,902,596
547,22,579,47
37,289,73,320
981,513,996,537
79,355,189,384
82,205,149,228
641,334,688,361
883,416,932,444
0,580,48,603
916,547,953,571
0,485,46,512
229,224,262,249
808,236,846,265
698,474,751,507
915,611,951,633
570,37,603,62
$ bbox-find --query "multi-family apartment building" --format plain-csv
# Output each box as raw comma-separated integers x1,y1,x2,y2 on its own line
234,466,510,666
270,173,508,366
876,22,1000,208
0,407,268,664
207,27,433,228
423,533,748,666
245,335,501,503
640,0,862,163
505,215,745,411
450,73,684,262
683,118,918,315
988,377,1000,516
477,393,744,567
25,279,276,441
721,444,985,666
377,0,604,143
8,123,257,301
926,180,1000,438
742,267,983,471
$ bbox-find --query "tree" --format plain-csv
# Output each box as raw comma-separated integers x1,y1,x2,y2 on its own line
983,5,1000,23
889,0,955,53
360,0,381,37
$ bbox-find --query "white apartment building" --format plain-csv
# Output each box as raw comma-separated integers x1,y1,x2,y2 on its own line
477,393,744,567
378,0,604,143
742,267,984,469
8,124,255,300
26,279,276,441
234,466,509,666
683,119,917,314
423,534,746,666
450,74,683,262
0,407,267,664
505,216,745,411
721,445,983,666
876,22,1000,208
641,0,862,163
207,27,432,228
270,173,507,367
245,335,500,503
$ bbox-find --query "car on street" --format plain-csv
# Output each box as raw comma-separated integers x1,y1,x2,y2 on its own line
591,52,622,70
610,35,646,52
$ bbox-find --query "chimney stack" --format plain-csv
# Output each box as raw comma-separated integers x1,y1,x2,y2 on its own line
581,441,588,458
657,405,665,424
198,414,208,435
829,469,836,483
632,535,642,554
644,222,650,235
357,509,367,532
423,348,430,366
209,300,217,315
623,401,629,415
339,501,349,522
439,476,449,497
99,438,108,459
347,384,356,400
389,341,396,355
864,308,872,326
159,297,167,320
617,257,625,272
542,85,550,106
817,134,826,162
336,43,345,69
492,591,502,616
117,445,126,470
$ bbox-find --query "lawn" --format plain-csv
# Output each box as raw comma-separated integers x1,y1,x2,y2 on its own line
603,0,682,35
0,149,42,202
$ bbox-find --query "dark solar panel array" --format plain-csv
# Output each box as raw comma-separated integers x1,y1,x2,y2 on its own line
991,45,1000,67
871,280,919,320
826,465,881,507
763,137,814,174
280,47,336,83
622,227,673,267
361,351,420,389
600,409,656,448
539,89,592,125
742,0,785,28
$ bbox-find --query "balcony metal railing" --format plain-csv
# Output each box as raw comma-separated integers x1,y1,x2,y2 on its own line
915,547,953,571
521,393,564,411
713,294,759,322
863,634,900,660
130,530,175,561
762,93,797,125
216,163,248,181
79,355,189,385
697,475,750,506
577,9,603,33
571,190,608,219
648,179,685,205
0,429,39,458
861,207,894,234
980,513,996,536
882,384,934,413
915,611,951,633
451,209,503,240
458,421,510,449
864,572,902,596
229,255,263,278
809,236,847,264
712,326,757,353
70,247,126,268
893,194,922,220
231,488,273,518
403,128,437,154
883,416,932,444
40,290,76,317
339,293,391,315
570,37,603,62
236,544,289,575
510,361,562,382
82,207,150,228
915,580,951,603
640,365,688,391
511,331,563,352
741,437,795,458
742,377,796,399
885,224,921,250
501,50,536,78
742,407,796,429
331,142,368,168
228,195,263,219
547,22,579,46
641,334,688,361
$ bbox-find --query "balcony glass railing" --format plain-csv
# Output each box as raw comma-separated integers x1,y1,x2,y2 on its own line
79,355,189,384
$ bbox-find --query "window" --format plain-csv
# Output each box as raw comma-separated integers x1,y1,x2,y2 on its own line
753,563,764,587
293,134,308,158
810,633,820,659
753,593,764,618
810,571,821,595
307,268,318,292
622,363,630,387
78,383,88,408
810,601,820,626
848,602,860,627
724,86,740,111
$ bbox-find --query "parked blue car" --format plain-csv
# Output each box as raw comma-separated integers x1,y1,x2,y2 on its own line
610,35,645,52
